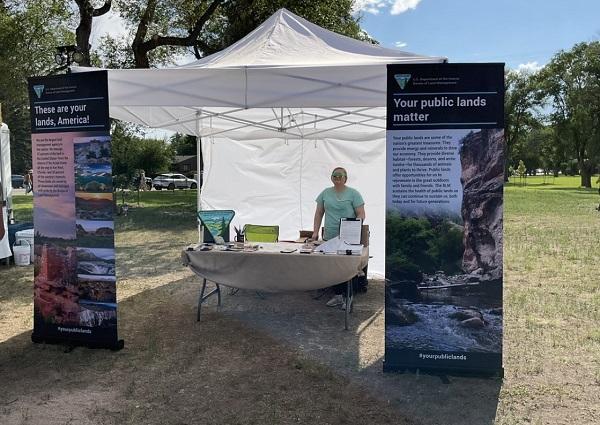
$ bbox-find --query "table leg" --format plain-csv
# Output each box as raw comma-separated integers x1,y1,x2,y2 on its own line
197,278,207,322
197,279,222,321
345,279,353,330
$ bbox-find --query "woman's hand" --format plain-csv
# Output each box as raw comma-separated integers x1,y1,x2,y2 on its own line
311,231,319,241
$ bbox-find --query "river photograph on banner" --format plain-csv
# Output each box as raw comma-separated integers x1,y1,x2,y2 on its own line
385,127,504,372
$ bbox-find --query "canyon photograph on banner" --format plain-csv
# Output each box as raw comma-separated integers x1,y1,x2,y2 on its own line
385,63,504,375
28,71,121,349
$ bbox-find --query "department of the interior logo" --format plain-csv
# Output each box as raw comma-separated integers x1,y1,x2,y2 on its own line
33,85,45,99
394,74,411,90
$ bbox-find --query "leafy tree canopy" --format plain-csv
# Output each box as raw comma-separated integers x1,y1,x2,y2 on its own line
111,120,174,179
101,0,371,68
169,133,197,156
537,41,600,187
0,0,74,173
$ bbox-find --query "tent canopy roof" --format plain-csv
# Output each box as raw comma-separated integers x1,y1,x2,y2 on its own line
181,8,444,68
75,8,446,138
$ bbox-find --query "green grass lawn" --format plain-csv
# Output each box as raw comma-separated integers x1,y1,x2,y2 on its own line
500,175,600,423
11,189,199,229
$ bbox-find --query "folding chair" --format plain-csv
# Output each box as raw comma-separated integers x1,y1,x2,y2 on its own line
243,224,279,242
195,210,235,320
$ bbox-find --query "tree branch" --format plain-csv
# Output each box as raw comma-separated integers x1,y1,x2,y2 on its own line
132,0,157,68
93,1,112,17
132,0,224,68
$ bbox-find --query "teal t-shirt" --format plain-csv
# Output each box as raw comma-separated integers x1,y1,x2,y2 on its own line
316,186,364,240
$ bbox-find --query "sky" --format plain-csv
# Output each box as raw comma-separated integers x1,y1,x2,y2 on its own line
93,0,600,73
355,0,599,71
90,0,599,138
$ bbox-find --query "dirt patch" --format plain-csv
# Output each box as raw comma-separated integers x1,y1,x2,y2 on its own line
0,275,412,425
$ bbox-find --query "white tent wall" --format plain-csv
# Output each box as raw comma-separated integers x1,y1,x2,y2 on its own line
200,135,386,277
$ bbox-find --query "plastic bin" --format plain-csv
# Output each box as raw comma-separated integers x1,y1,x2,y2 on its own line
13,240,30,266
15,228,34,260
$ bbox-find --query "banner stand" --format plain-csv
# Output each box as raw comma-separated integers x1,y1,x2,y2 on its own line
384,63,505,377
29,71,123,350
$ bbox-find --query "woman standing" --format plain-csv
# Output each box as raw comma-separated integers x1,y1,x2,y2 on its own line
312,167,366,307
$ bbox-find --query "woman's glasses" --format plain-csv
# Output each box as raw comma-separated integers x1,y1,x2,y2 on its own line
331,173,346,178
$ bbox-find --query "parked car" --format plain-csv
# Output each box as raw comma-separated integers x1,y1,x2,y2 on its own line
152,173,198,190
11,175,24,188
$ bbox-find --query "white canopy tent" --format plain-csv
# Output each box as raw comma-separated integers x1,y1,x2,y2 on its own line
76,8,446,276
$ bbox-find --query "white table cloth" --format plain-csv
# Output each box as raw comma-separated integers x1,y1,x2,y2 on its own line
182,242,368,293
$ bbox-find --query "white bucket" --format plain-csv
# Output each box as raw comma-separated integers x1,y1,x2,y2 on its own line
15,228,34,258
13,239,31,266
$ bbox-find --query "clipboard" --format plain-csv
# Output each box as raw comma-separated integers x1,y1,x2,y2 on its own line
339,218,362,245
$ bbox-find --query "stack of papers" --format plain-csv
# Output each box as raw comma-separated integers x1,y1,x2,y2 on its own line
315,237,363,255
336,242,363,256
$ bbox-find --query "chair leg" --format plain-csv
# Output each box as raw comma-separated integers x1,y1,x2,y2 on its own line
197,278,207,322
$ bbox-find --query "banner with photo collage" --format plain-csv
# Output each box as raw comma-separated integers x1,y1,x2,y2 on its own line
384,63,504,375
29,71,122,349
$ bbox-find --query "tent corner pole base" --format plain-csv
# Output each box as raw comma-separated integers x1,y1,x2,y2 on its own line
31,333,125,351
382,361,504,380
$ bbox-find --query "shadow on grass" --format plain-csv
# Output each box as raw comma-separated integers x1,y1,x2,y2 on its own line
0,277,406,425
115,204,197,232
0,275,502,425
506,183,598,193
535,187,599,194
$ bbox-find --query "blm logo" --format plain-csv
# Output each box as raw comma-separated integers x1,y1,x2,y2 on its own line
33,85,45,99
394,74,411,90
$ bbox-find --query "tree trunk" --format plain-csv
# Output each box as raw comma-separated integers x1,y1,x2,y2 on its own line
580,168,592,188
132,0,156,69
75,1,112,67
579,158,593,188
75,6,93,66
